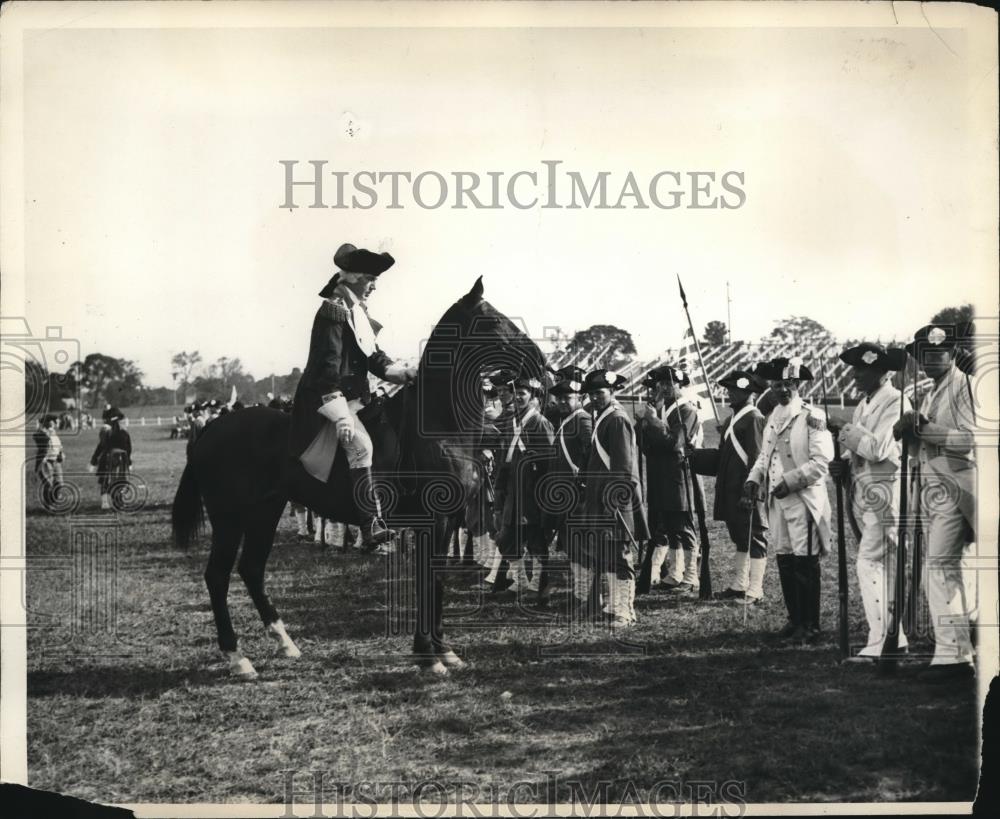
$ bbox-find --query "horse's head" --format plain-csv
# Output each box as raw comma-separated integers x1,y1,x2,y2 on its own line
418,276,546,434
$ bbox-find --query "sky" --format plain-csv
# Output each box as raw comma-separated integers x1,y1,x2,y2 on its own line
16,10,998,388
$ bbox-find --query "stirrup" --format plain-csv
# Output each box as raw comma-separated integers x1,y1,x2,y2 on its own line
360,516,396,550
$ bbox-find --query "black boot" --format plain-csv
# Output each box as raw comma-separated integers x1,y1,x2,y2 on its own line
348,467,396,550
775,554,799,637
797,555,821,643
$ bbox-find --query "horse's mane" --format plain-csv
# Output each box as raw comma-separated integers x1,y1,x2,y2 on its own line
414,277,545,436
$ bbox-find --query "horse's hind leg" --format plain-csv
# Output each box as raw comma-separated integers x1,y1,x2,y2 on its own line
238,498,301,658
204,512,256,679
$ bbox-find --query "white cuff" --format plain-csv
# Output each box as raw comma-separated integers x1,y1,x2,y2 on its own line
317,393,351,424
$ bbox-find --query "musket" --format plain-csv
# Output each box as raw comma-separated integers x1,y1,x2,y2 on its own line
634,387,655,595
678,411,713,599
907,462,923,636
676,275,717,599
878,365,910,674
819,358,849,661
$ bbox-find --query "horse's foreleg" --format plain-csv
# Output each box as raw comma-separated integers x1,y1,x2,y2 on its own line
433,514,465,671
238,500,301,658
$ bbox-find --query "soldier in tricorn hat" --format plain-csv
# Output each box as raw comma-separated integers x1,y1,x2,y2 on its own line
896,323,977,682
689,369,769,603
633,364,704,595
290,243,417,549
744,356,833,643
575,369,648,627
827,342,910,662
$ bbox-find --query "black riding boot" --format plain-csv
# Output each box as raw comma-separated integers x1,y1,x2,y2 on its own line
775,554,800,638
796,555,821,643
348,467,396,550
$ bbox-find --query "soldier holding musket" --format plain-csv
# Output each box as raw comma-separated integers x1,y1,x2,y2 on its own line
896,323,976,682
827,343,910,662
689,369,769,603
633,365,704,595
744,357,834,643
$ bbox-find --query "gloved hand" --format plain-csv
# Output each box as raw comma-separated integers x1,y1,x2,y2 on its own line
828,459,849,480
826,421,842,437
771,479,790,499
892,410,917,441
739,480,759,510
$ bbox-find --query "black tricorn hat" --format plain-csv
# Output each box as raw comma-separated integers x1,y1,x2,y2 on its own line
512,376,544,393
905,322,974,355
486,368,518,387
549,378,585,396
717,369,767,393
583,369,628,392
757,356,814,381
642,364,689,388
549,365,587,383
839,342,907,373
319,243,396,297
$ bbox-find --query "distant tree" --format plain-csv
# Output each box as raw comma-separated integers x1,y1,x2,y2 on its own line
703,320,728,346
171,351,203,394
929,304,973,326
75,354,124,409
769,316,835,348
562,324,637,371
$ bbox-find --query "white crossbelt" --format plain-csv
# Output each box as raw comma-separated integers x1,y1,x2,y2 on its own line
724,403,755,466
591,404,617,469
506,407,539,463
557,407,587,473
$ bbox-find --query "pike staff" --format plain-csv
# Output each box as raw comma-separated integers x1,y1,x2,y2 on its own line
819,357,849,661
676,275,719,599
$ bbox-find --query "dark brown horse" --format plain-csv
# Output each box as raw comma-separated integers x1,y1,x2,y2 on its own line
171,277,545,677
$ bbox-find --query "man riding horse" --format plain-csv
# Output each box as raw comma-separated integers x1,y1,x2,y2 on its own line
289,243,417,549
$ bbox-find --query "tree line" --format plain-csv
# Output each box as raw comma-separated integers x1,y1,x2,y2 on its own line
24,304,972,412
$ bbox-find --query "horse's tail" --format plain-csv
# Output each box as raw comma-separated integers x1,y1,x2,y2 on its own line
171,462,204,549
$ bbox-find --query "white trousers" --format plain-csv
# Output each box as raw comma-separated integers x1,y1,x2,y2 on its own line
925,504,974,666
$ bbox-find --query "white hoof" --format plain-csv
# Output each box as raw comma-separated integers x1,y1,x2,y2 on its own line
439,650,466,670
280,642,302,659
266,620,301,658
225,652,258,680
423,660,449,676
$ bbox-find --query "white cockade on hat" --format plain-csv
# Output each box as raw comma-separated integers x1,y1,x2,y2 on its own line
861,350,879,365
569,380,582,391
928,326,947,346
736,377,750,389
606,370,619,381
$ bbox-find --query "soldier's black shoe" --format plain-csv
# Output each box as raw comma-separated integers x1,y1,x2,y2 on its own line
916,663,975,683
665,582,696,595
775,620,799,639
491,575,515,594
714,588,746,600
800,626,822,645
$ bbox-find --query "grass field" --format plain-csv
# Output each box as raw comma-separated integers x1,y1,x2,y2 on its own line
22,418,980,807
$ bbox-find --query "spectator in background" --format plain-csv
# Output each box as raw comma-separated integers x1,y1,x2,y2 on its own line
90,406,132,510
35,415,66,511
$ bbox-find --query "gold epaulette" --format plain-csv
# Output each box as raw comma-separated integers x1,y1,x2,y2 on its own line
319,298,351,323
